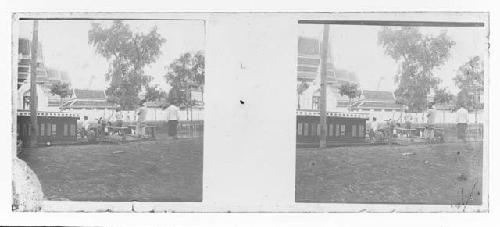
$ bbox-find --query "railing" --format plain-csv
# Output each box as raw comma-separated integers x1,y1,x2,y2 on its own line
177,121,204,138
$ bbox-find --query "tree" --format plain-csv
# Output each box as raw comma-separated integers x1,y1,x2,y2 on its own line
378,27,455,112
433,87,454,105
165,51,205,108
453,56,484,110
88,20,165,110
339,82,361,112
297,81,310,109
49,81,72,109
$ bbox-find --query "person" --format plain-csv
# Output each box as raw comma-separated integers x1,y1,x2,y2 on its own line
456,105,469,142
82,116,89,138
136,100,148,138
166,101,180,139
425,103,438,141
369,117,378,142
404,114,412,137
115,108,124,127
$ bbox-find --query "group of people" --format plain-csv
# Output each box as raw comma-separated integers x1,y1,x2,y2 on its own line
79,100,182,140
368,103,470,142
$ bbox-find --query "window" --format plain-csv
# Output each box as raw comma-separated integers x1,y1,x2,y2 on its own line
312,96,320,110
64,124,68,136
311,123,317,136
317,124,321,136
304,123,309,136
335,124,340,137
52,124,57,135
359,125,365,137
40,123,45,136
297,123,303,135
340,124,345,136
352,125,357,137
329,124,334,136
46,124,51,136
69,124,75,136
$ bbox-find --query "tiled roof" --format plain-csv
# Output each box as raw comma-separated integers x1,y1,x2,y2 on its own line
357,101,404,109
298,37,320,55
73,89,106,99
18,38,30,55
361,90,395,101
64,100,117,109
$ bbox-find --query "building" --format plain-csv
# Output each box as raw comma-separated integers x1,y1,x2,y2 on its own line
62,89,118,123
297,36,359,112
17,38,70,89
16,83,64,112
349,90,407,121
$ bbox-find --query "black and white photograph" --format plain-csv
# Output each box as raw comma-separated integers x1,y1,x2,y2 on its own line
295,16,488,205
12,17,205,210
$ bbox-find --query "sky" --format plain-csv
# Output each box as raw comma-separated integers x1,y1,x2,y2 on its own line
17,20,487,95
298,24,488,94
18,20,206,91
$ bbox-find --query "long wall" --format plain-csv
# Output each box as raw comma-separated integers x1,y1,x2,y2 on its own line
69,107,204,124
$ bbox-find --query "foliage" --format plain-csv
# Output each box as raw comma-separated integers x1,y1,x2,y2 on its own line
88,20,165,110
453,56,484,110
297,81,310,95
378,27,455,112
144,84,167,102
433,88,454,105
49,81,72,108
339,82,362,112
49,81,72,99
165,51,205,107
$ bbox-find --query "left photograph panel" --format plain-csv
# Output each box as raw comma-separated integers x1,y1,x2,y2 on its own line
12,17,205,209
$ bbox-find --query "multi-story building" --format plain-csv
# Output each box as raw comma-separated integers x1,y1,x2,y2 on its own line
297,36,359,112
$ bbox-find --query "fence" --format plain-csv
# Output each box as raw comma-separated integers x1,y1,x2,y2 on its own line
144,120,204,138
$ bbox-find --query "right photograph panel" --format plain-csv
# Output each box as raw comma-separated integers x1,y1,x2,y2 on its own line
295,14,488,205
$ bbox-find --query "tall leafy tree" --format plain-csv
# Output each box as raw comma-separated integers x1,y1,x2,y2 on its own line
454,56,484,110
165,51,205,107
339,82,361,112
433,87,454,105
49,81,72,109
297,81,310,109
378,27,455,112
88,20,165,110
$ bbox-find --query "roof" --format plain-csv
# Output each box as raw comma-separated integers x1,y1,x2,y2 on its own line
17,109,79,118
298,37,320,55
18,38,30,55
297,110,369,119
63,100,117,109
73,89,106,100
356,101,405,109
361,90,395,101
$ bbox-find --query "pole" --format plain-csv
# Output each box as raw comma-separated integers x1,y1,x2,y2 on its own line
28,20,39,148
319,24,330,149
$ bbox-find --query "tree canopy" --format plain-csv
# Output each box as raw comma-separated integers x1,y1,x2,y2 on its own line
378,27,455,112
49,81,72,109
339,82,362,112
88,20,165,110
454,56,484,110
165,51,205,106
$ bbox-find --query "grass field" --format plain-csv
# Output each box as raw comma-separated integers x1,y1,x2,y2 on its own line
296,142,483,205
19,134,203,202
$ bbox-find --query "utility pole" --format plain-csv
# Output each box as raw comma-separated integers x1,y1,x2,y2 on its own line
319,24,330,149
28,20,39,148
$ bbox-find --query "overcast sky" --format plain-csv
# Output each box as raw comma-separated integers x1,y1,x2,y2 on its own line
298,24,487,94
18,20,486,95
18,20,206,91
